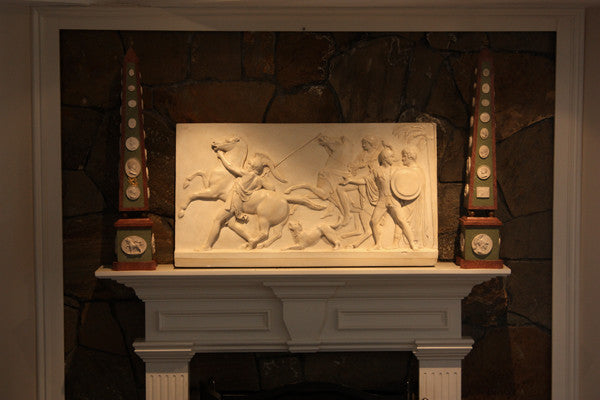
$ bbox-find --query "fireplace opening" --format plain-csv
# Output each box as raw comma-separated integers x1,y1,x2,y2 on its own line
189,352,418,400
216,382,411,400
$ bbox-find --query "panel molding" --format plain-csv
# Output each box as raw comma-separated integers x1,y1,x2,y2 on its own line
337,309,449,331
158,310,271,332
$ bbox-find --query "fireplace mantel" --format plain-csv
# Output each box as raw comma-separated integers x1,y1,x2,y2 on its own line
97,263,509,400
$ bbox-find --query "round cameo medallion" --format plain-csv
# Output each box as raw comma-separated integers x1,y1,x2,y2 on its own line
125,137,140,151
480,127,490,139
125,158,142,178
121,235,147,255
483,68,490,77
477,165,491,180
128,118,137,129
128,68,135,77
471,233,493,256
481,98,490,107
480,112,490,123
128,99,137,108
125,185,141,200
128,85,135,92
478,145,490,159
482,83,490,94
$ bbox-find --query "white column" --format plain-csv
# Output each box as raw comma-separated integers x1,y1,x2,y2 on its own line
134,341,195,400
413,339,473,400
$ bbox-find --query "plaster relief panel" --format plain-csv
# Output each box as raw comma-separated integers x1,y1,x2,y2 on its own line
175,123,438,267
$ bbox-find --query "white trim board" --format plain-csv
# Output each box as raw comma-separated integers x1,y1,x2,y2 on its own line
19,0,600,7
32,6,583,400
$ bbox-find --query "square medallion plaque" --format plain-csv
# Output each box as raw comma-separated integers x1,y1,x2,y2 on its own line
175,123,437,267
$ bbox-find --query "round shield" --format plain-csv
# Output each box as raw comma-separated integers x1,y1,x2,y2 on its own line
391,167,422,201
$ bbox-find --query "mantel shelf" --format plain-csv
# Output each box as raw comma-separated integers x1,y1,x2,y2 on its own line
96,262,510,278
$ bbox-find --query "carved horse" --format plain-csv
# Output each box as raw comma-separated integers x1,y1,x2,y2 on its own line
216,189,326,250
180,136,326,249
178,136,248,219
284,135,353,227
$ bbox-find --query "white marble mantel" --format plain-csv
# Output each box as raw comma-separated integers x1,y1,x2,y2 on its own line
96,263,510,400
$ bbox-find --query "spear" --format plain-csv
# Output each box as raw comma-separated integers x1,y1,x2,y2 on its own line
274,132,322,168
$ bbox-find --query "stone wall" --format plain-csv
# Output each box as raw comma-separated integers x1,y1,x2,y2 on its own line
61,31,554,400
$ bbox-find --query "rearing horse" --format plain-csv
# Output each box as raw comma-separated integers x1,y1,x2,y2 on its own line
178,136,248,219
179,136,326,250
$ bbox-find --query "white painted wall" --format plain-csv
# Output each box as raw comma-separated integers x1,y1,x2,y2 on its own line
580,7,600,400
0,5,37,400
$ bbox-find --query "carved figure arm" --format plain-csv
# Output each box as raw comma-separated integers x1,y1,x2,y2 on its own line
216,151,244,177
348,156,367,175
341,174,367,186
260,177,276,191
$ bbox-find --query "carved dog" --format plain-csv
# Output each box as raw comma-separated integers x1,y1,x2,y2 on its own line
285,219,342,250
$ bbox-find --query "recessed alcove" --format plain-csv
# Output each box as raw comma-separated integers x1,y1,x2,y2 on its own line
60,28,551,400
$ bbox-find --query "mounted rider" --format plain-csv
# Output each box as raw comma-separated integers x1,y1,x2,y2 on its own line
216,150,287,223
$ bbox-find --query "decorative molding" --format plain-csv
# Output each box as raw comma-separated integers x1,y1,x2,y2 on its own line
265,281,344,352
134,342,194,400
12,0,600,6
31,6,585,32
32,8,64,400
337,309,449,331
106,267,497,398
265,281,345,299
32,6,583,400
146,373,188,400
419,369,461,400
98,264,508,354
134,341,195,364
553,10,584,400
413,339,474,362
158,310,271,332
412,340,473,400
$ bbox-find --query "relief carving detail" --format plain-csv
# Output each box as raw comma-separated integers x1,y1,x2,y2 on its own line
175,123,438,267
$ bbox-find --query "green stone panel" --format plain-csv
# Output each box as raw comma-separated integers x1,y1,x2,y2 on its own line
121,181,145,209
115,228,153,262
470,60,496,209
120,61,147,210
463,226,501,261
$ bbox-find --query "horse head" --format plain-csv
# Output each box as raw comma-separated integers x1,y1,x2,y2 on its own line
317,135,345,155
211,136,241,153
